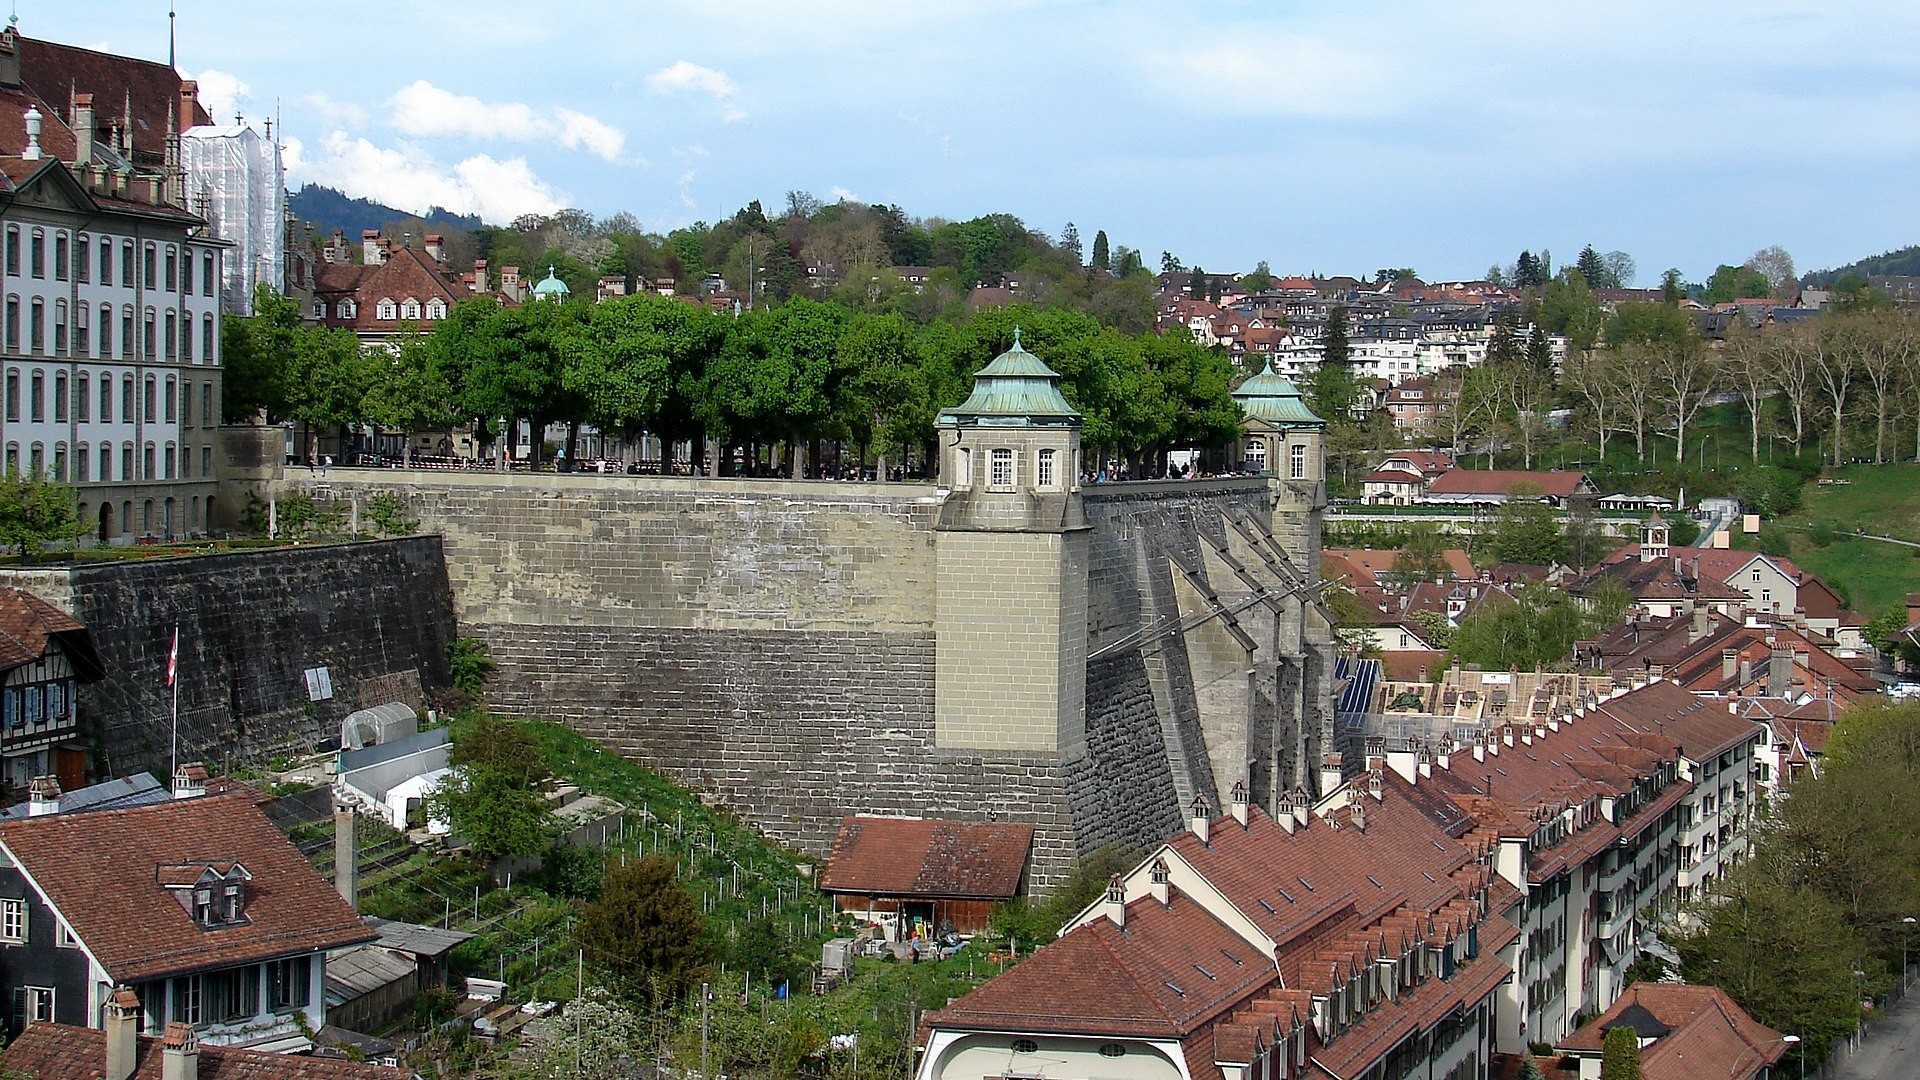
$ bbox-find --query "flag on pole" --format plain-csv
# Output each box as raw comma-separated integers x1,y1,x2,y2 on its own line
166,628,178,687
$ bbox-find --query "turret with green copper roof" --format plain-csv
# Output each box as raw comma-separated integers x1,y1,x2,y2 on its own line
937,329,1081,428
1232,360,1324,429
531,265,570,301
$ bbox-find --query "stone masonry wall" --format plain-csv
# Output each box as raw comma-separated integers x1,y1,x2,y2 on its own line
0,537,457,777
254,471,1314,886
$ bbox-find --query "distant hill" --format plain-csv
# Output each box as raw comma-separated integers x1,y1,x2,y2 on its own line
289,185,483,239
1802,244,1920,286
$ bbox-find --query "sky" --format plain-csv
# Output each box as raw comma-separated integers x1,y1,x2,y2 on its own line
33,1,1920,284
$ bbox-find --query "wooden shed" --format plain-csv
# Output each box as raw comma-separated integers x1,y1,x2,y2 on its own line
818,816,1033,936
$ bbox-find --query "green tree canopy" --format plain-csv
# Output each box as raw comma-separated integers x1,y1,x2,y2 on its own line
0,472,85,558
576,853,709,1004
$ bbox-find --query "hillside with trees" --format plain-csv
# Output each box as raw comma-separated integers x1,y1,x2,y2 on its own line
289,184,482,238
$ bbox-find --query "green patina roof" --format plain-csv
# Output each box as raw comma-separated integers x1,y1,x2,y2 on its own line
938,329,1082,427
1233,361,1325,428
531,266,570,297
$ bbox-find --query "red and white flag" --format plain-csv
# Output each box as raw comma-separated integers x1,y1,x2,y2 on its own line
165,628,179,688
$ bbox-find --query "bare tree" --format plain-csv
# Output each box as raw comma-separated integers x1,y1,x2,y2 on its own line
1419,369,1476,455
1746,245,1798,300
1562,349,1623,461
1807,316,1858,466
1722,319,1776,461
1653,332,1718,465
1849,310,1910,463
1610,342,1663,459
1493,363,1553,468
1771,324,1820,454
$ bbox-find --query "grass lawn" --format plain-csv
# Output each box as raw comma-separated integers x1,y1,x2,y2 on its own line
1729,462,1920,615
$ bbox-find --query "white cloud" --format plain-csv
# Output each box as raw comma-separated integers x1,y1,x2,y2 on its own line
829,185,859,203
387,80,627,161
192,69,251,125
286,130,565,223
645,61,746,122
299,92,370,131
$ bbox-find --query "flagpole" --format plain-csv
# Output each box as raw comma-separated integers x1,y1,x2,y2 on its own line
168,626,179,778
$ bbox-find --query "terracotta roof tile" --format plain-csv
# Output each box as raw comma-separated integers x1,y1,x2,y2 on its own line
2,1021,410,1078
1556,983,1788,1080
18,33,212,159
1425,470,1592,498
0,791,374,982
818,816,1032,900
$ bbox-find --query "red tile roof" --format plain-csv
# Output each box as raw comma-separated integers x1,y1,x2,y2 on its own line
1425,470,1592,498
313,247,484,332
1556,983,1788,1080
0,586,96,673
818,816,1032,900
17,33,212,160
0,791,375,982
2,1022,410,1078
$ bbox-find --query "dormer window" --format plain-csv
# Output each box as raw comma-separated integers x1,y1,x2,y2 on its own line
425,299,446,320
376,298,397,321
400,298,422,320
159,861,252,928
339,299,357,320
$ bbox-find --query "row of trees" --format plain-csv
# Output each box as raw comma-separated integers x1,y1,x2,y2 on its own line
223,288,1244,479
1674,699,1920,1072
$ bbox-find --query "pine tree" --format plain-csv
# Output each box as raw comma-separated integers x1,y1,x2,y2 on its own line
1576,244,1607,287
1090,230,1110,272
1487,314,1521,366
1060,222,1082,264
1322,306,1351,368
1189,265,1206,297
1526,325,1553,371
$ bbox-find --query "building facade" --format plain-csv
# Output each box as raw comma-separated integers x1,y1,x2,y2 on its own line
0,28,225,540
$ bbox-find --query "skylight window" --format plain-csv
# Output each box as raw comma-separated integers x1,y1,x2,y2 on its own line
1298,876,1315,892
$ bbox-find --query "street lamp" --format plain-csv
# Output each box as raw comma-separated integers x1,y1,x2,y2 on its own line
1781,1033,1802,1080
1903,916,1916,989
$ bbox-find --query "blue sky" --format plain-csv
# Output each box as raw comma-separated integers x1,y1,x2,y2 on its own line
36,1,1920,283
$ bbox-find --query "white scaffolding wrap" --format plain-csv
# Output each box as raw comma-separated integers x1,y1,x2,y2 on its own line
180,125,286,315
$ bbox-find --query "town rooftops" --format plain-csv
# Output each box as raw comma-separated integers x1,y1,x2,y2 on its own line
1,1021,411,1078
818,816,1033,900
1555,982,1789,1080
0,790,375,982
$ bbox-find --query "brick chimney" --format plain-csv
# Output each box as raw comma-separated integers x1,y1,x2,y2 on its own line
27,775,59,816
161,1022,198,1080
177,81,200,133
105,986,141,1080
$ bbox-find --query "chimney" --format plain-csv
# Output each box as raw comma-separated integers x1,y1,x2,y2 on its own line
1319,752,1344,796
0,24,18,87
171,763,207,800
362,230,384,265
334,800,358,908
27,776,60,816
472,259,490,294
161,1022,198,1080
105,987,141,1080
1103,875,1126,929
1189,795,1212,845
1148,859,1170,906
1740,658,1754,686
177,81,200,133
1229,780,1249,828
1691,605,1709,642
1722,648,1739,681
1768,647,1793,698
1502,728,1515,747
1367,771,1384,802
424,234,444,263
1292,786,1311,829
67,92,96,167
1273,789,1297,834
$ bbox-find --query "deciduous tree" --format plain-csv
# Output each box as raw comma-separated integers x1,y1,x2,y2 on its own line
576,854,709,1004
